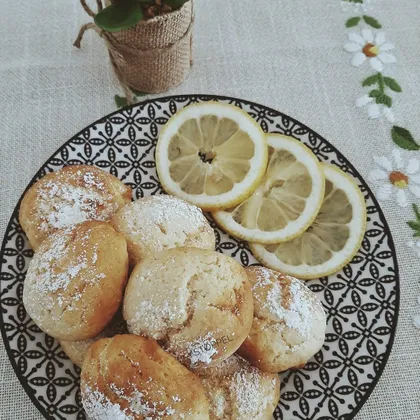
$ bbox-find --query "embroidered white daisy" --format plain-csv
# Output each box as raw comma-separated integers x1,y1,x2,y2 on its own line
368,149,420,207
356,95,395,122
344,30,396,71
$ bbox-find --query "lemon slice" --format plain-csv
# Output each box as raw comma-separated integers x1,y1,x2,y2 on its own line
156,102,268,211
213,134,325,243
250,164,367,279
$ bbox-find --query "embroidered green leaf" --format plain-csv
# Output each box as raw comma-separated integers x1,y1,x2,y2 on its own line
346,17,361,28
94,0,143,33
343,0,363,3
363,15,382,29
115,95,128,109
369,89,381,98
391,126,420,151
407,204,420,237
362,74,379,87
375,93,392,108
383,77,402,92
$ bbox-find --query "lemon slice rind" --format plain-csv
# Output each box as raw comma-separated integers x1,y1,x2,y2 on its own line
250,164,367,279
212,134,325,244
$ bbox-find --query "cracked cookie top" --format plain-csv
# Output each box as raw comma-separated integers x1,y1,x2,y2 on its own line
237,266,326,373
123,247,254,369
22,221,129,341
19,165,132,250
81,334,210,420
111,195,215,267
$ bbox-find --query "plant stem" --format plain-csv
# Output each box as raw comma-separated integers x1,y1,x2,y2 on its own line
378,72,385,93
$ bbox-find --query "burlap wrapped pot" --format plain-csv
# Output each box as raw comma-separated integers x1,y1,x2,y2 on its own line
74,0,194,101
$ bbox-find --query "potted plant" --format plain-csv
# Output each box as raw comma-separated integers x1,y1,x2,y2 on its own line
74,0,194,104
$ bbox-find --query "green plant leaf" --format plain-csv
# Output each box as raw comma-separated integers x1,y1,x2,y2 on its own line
391,126,420,151
346,17,361,28
164,0,189,9
362,74,379,87
95,0,144,33
363,15,382,28
369,89,381,98
115,95,128,109
383,77,402,92
130,87,147,97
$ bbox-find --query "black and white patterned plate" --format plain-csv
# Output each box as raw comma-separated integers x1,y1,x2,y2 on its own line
0,95,399,420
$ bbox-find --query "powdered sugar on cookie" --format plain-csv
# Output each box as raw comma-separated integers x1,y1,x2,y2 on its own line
233,366,273,417
189,333,218,367
83,387,133,420
37,180,116,231
265,278,313,337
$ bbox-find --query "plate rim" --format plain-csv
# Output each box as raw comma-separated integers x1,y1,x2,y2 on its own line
0,94,400,420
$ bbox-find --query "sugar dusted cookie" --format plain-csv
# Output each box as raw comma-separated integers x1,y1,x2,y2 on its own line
111,195,215,267
81,335,210,419
198,354,279,420
23,221,129,341
238,266,326,372
19,165,131,250
123,247,253,369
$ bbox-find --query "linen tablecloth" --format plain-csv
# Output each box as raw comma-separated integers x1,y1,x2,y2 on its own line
1,0,419,418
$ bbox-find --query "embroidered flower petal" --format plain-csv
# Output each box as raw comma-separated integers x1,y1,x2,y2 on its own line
369,57,383,71
362,29,374,43
352,52,367,67
383,107,395,123
375,32,386,46
413,315,420,329
348,32,365,46
407,240,415,248
368,169,388,181
409,174,420,184
408,184,420,199
378,53,396,64
406,159,420,175
344,42,362,52
367,103,380,119
391,149,403,170
374,156,393,171
376,183,393,200
356,94,373,107
380,42,395,51
396,189,408,207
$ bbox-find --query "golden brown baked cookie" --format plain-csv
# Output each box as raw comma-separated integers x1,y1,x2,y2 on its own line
238,266,326,373
111,195,215,267
198,354,280,420
123,248,253,369
59,312,127,368
19,165,131,250
81,334,210,420
23,221,129,341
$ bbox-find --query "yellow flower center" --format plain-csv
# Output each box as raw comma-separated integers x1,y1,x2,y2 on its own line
362,43,379,57
389,171,409,189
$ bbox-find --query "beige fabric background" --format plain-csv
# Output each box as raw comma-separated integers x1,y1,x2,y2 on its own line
0,0,419,419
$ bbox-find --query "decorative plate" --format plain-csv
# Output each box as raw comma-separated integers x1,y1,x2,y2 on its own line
0,95,399,420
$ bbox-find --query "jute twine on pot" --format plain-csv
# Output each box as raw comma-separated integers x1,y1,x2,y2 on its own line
74,0,194,104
